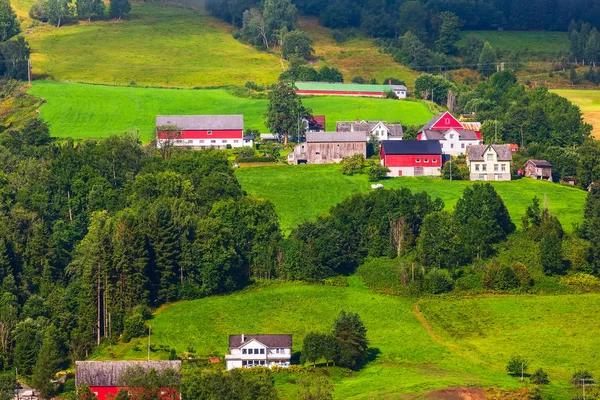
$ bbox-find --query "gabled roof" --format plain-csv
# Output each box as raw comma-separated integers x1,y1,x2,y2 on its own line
75,361,181,387
421,129,480,141
381,140,441,155
229,334,292,349
156,115,244,130
421,111,464,131
306,132,367,142
467,144,513,161
527,159,553,167
336,121,403,138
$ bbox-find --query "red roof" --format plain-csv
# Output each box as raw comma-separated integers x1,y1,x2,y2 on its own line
312,115,325,130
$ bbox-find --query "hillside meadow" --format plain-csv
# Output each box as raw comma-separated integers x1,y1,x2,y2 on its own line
459,31,569,59
27,81,434,141
235,164,587,234
92,278,598,399
552,89,600,139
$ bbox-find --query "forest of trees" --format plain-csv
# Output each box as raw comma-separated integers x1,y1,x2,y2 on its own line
0,0,30,80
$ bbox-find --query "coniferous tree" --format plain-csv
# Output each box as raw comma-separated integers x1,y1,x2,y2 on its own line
12,319,42,375
109,0,130,20
478,42,497,77
435,12,462,55
32,325,64,399
0,0,20,41
332,310,368,369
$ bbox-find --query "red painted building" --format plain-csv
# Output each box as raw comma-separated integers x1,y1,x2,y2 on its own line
380,140,442,177
156,115,253,149
417,111,482,156
75,361,181,400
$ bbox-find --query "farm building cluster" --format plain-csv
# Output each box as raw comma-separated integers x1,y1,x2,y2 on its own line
154,111,552,182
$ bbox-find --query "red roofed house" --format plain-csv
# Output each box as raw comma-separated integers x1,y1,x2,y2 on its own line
156,115,253,149
417,111,482,156
380,140,442,177
75,361,181,400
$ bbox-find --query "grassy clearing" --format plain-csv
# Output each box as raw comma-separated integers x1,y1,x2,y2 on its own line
22,3,283,87
92,278,598,399
551,89,600,139
298,18,419,89
27,81,434,141
459,31,569,59
235,164,586,234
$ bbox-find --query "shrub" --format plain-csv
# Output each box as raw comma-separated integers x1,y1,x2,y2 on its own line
506,355,528,377
351,76,366,84
168,349,178,360
424,268,453,294
383,90,398,99
340,153,365,175
571,370,594,385
236,156,276,163
530,368,549,385
332,30,351,43
368,163,389,182
560,273,600,292
123,314,146,343
238,146,255,158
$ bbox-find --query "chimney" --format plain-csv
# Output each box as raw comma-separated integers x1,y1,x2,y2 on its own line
241,333,245,343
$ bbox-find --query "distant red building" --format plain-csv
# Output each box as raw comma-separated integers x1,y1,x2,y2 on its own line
380,140,442,177
75,361,181,400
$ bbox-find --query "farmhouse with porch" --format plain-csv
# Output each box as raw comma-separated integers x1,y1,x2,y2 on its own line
225,334,292,370
380,140,442,177
524,159,553,181
156,115,253,149
295,82,407,98
287,132,367,164
466,144,512,181
75,360,181,400
417,111,482,156
336,120,403,141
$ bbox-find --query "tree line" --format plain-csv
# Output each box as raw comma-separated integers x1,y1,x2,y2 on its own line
0,0,30,80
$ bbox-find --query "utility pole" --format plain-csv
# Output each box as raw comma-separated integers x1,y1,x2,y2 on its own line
495,120,498,144
521,361,524,382
297,111,300,143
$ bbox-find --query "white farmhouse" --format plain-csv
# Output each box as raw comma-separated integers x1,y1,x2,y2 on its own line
225,334,292,370
390,85,408,99
336,120,403,141
417,111,482,156
466,144,512,181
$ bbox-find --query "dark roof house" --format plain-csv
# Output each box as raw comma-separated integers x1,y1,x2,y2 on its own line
229,334,293,349
381,140,442,155
336,121,403,139
419,129,480,141
75,361,182,387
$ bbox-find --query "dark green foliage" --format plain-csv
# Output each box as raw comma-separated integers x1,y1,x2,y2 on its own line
540,233,564,275
236,156,276,163
483,263,521,291
522,197,542,231
301,332,323,366
332,310,368,369
264,82,311,144
123,314,146,342
530,368,549,385
32,325,65,400
424,269,453,294
12,319,42,375
109,0,130,19
460,35,484,66
0,374,14,400
0,0,20,41
414,73,456,105
506,355,528,377
435,12,462,55
571,370,594,385
118,365,181,400
182,368,278,400
368,163,389,182
581,183,600,273
478,42,497,78
76,0,104,21
297,374,333,400
0,37,30,80
442,159,469,180
282,30,313,60
418,211,463,270
318,66,343,83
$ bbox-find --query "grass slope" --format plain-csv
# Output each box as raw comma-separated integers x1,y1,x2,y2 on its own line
298,18,419,89
27,81,434,141
459,31,568,59
551,89,600,139
93,279,598,399
235,164,586,234
23,4,283,87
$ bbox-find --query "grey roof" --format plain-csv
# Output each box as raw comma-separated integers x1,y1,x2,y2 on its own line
156,115,243,130
336,121,403,138
260,134,279,141
390,85,408,91
527,159,553,167
467,144,513,161
229,334,292,349
381,140,441,155
421,113,445,131
306,132,367,142
75,361,181,387
421,129,479,141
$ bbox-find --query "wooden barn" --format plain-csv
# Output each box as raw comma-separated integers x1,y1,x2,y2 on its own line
75,361,181,400
287,132,367,164
524,159,553,181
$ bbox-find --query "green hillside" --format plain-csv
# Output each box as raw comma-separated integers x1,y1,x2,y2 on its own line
235,164,586,234
27,81,434,141
92,279,598,399
459,31,569,59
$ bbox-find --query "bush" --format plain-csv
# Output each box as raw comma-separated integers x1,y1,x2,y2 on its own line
123,314,147,342
332,30,351,43
424,269,453,294
168,349,178,360
236,156,276,163
560,273,600,292
571,370,594,385
530,368,549,384
506,355,528,377
340,153,365,175
368,163,389,182
238,146,255,158
383,90,398,99
131,305,152,321
351,76,366,84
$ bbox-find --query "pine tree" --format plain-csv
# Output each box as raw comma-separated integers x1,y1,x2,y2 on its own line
332,311,368,369
435,11,462,55
32,325,64,400
0,0,20,41
109,0,130,19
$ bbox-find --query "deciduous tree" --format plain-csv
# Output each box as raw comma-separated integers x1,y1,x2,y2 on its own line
264,82,311,145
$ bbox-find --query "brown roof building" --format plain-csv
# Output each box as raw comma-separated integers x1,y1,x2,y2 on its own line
287,132,367,164
524,159,553,181
466,144,513,181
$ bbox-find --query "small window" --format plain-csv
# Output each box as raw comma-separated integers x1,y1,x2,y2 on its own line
461,143,465,148
187,140,193,143
234,140,239,143
475,164,480,171
416,159,420,163
501,164,506,171
494,164,499,172
260,348,265,354
450,144,454,149
482,164,487,171
211,140,216,143
242,360,247,366
207,131,212,135
424,159,429,163
487,153,493,161
260,360,266,365
242,349,247,354
199,140,205,143
256,349,261,354
449,134,454,139
222,140,227,143
176,139,182,143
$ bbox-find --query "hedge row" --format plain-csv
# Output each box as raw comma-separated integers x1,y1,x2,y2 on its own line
236,156,277,163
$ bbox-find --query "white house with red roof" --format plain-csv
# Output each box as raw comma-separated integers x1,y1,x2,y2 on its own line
417,111,482,156
156,115,253,149
225,334,292,370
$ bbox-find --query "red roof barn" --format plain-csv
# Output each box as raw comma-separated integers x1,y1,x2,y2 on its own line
380,140,442,177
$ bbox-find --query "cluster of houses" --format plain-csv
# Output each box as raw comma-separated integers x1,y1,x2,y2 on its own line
155,111,553,182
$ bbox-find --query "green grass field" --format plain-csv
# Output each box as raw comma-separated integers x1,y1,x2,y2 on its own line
92,278,597,399
459,31,569,58
27,81,434,141
235,164,586,234
552,89,600,139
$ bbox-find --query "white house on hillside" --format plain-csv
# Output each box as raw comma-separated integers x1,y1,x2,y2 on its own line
225,334,292,370
336,121,403,141
466,144,512,181
417,111,482,156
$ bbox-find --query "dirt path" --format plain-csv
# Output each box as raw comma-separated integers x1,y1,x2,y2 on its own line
413,301,445,344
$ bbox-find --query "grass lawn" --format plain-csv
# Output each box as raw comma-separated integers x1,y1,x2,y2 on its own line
22,3,283,87
298,18,419,89
27,81,434,141
551,89,600,139
92,278,597,399
235,164,586,234
459,31,569,59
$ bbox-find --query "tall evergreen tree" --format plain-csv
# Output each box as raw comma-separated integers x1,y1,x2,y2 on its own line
0,0,20,41
76,0,105,21
435,12,462,55
32,325,64,399
478,41,497,77
12,319,42,375
332,310,368,369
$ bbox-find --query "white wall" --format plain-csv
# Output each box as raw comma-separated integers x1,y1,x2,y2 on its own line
393,90,407,99
439,129,479,156
467,148,511,181
387,166,441,177
156,138,252,149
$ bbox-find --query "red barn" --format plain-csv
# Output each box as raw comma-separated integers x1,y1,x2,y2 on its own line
156,115,252,149
380,140,442,177
75,360,181,400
